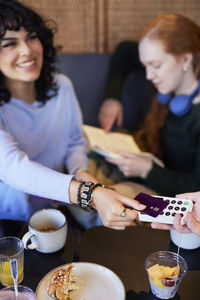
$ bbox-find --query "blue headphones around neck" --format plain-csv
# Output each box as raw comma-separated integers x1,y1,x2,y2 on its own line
157,79,200,116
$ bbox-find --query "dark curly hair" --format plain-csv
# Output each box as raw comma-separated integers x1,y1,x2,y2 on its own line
0,0,59,105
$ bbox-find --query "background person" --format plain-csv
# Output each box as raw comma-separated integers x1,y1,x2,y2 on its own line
0,0,144,230
98,41,155,133
104,13,200,197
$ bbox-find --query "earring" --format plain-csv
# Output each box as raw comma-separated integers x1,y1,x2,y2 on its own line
182,65,188,72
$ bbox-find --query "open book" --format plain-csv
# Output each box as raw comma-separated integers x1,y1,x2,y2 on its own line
83,125,164,167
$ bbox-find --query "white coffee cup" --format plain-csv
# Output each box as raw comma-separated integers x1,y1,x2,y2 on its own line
22,208,67,253
170,229,200,250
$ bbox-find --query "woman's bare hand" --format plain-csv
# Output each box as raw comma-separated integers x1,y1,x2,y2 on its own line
151,192,200,236
92,187,145,230
106,152,152,179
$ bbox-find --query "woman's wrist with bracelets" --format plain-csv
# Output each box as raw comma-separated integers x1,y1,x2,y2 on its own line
77,181,104,210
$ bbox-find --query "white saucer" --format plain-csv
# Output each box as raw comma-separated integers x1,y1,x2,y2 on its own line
36,262,125,300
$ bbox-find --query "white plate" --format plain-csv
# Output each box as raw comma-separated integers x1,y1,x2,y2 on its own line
36,262,126,300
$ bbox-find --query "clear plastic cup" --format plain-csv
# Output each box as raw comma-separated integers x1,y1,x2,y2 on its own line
0,237,24,286
0,285,36,299
145,251,187,299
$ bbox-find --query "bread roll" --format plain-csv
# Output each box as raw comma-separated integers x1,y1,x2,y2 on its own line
48,265,78,300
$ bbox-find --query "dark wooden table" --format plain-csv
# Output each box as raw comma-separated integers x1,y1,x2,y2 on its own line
1,220,200,299
80,226,200,300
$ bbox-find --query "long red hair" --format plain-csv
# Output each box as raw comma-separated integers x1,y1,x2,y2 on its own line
134,13,200,159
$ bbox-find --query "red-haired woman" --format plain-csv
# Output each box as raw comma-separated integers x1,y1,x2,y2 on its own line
106,13,200,196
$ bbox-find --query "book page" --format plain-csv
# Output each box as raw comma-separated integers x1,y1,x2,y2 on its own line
83,125,164,167
83,124,141,155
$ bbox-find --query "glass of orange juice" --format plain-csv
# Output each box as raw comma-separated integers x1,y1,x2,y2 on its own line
0,237,24,286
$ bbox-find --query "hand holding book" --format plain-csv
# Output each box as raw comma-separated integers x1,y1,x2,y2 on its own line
83,124,141,158
105,151,154,179
83,125,164,169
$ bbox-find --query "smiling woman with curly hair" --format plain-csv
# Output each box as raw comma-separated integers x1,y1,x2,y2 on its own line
0,0,143,230
0,0,59,105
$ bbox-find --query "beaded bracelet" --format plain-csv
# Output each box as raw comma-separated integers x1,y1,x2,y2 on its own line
87,183,104,208
88,183,103,198
78,182,103,209
77,182,85,204
78,182,93,208
80,182,94,208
